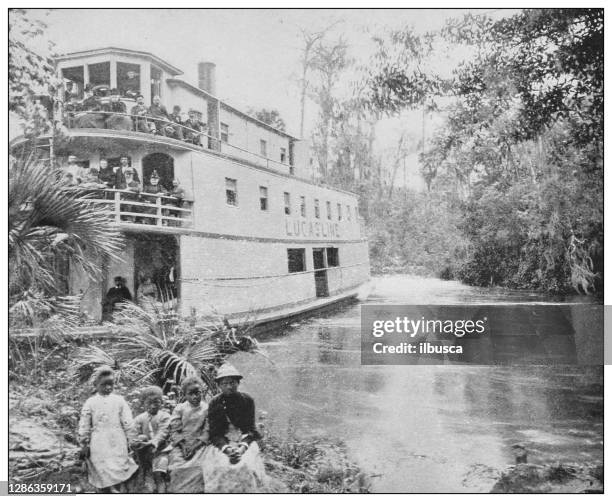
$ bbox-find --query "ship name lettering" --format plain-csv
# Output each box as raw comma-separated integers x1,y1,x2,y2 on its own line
285,218,340,239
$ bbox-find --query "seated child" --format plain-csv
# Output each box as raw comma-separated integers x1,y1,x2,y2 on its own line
167,376,209,493
131,386,171,493
78,365,138,493
202,363,281,493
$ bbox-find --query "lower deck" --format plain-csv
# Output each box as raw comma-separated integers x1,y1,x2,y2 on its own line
73,230,370,322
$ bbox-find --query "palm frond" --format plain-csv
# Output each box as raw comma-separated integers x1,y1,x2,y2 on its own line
9,154,125,326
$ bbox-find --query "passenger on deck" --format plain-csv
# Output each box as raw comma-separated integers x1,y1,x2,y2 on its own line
118,168,140,191
167,106,184,140
143,170,167,194
81,167,105,188
117,167,141,222
64,80,76,102
148,95,171,136
183,110,205,146
62,155,84,185
114,155,140,187
102,276,133,320
137,276,158,303
131,94,152,133
64,94,81,128
75,85,105,128
165,179,186,226
105,89,132,130
143,170,168,224
98,158,116,188
81,85,102,111
120,70,140,99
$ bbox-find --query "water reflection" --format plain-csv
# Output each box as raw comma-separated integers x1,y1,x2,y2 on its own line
230,276,603,492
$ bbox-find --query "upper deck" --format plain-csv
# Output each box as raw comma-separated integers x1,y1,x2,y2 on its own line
12,47,366,242
53,47,309,178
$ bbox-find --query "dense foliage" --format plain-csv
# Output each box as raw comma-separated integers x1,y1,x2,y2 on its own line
354,9,602,294
9,9,60,138
9,156,125,328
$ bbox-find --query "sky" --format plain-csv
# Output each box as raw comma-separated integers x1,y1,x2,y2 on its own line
24,8,517,188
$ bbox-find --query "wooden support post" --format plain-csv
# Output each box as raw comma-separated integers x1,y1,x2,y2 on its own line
114,191,121,224
157,196,163,226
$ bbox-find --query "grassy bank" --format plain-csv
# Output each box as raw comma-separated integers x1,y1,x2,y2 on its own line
8,339,369,494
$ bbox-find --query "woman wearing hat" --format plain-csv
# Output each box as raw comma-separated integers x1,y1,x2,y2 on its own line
202,364,273,492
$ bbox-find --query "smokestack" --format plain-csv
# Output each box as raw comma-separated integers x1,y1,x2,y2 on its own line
198,62,216,95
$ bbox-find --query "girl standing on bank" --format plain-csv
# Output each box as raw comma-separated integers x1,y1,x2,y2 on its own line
78,365,138,493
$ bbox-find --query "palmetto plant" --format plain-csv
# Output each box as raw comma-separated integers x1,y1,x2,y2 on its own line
9,153,124,328
72,300,262,397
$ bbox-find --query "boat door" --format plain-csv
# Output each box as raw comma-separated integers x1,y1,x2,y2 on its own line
312,248,329,297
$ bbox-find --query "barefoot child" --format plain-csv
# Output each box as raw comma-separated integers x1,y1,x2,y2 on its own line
131,386,171,493
78,365,138,493
167,376,209,493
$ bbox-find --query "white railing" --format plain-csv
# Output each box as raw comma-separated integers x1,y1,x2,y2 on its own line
63,109,295,175
84,188,193,228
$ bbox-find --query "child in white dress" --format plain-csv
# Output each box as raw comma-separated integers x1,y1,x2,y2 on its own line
78,365,138,493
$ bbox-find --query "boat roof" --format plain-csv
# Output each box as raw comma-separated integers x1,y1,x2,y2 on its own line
55,47,183,76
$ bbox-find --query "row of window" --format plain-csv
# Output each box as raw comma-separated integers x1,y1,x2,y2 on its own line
63,61,162,100
220,123,287,164
225,178,358,221
287,247,339,273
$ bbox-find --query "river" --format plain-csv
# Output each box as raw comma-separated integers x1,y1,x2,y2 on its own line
229,276,604,492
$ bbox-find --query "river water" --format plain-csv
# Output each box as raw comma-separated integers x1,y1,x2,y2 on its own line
229,276,604,492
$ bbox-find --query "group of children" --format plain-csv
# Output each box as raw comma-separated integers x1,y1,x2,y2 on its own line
78,363,266,493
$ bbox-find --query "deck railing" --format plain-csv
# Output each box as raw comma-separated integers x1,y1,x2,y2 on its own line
63,109,295,175
83,188,193,228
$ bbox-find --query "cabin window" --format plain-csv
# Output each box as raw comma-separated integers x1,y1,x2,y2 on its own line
284,192,291,215
280,147,287,163
337,203,342,221
225,178,238,206
117,62,141,98
220,123,229,142
62,66,84,98
88,62,110,89
314,199,320,219
327,247,340,267
326,201,332,220
300,196,306,217
355,207,359,221
259,186,268,211
287,248,306,273
151,66,163,100
347,204,351,221
260,140,267,157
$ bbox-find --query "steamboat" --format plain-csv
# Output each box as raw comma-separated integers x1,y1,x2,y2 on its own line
11,47,371,326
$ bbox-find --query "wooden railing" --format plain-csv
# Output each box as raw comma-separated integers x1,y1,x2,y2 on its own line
84,188,193,228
